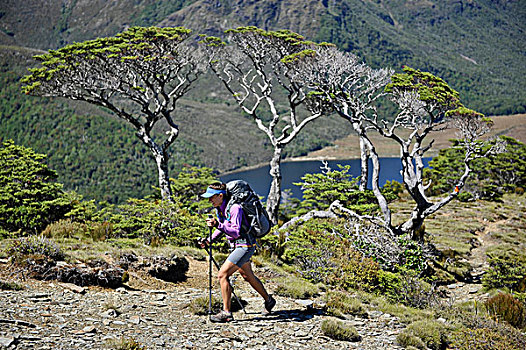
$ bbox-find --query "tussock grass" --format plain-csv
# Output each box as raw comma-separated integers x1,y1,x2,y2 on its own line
325,291,368,318
321,318,361,341
274,276,320,299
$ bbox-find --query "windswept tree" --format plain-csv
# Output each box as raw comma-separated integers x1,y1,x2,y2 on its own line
380,68,503,237
295,47,502,238
291,45,393,225
21,26,208,201
201,27,328,224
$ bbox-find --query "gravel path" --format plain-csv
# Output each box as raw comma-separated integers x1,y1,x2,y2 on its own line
0,257,406,350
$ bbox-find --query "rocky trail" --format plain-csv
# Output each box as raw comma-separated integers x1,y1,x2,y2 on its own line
0,257,407,350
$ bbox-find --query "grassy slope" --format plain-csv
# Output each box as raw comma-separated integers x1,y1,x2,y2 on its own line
303,114,526,160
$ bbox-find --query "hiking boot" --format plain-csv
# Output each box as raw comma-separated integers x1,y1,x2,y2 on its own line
210,310,233,323
262,295,276,315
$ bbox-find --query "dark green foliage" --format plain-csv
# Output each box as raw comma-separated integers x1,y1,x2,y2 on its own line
169,165,218,212
279,217,381,292
425,136,526,201
130,1,198,27
5,235,65,262
314,0,525,116
104,198,205,246
293,164,380,216
320,318,361,342
485,293,526,329
331,242,380,292
483,256,526,293
0,140,73,235
281,218,346,283
378,270,437,309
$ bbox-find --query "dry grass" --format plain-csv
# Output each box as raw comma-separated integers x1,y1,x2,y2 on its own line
301,114,526,160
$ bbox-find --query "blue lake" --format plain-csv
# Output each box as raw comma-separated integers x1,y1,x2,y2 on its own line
221,157,432,200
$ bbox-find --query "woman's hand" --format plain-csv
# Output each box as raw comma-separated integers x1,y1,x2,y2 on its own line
206,217,218,228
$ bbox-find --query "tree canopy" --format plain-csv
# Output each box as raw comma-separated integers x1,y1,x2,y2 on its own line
21,26,208,201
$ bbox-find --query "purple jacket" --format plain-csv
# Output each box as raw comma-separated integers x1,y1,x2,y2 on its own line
210,199,254,247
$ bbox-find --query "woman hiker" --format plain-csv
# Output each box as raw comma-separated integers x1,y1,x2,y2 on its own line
200,182,276,322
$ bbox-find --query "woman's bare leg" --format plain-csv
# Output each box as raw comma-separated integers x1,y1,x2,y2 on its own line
217,261,239,312
238,261,270,301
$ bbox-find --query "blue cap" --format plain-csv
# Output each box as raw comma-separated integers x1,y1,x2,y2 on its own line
201,187,226,198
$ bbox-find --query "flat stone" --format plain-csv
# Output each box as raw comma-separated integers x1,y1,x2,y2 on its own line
82,326,97,333
59,283,86,294
128,315,141,324
0,337,15,347
294,299,314,309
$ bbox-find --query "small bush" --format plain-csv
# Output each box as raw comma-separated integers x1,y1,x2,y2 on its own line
330,244,380,292
5,235,64,262
448,327,523,350
274,276,320,299
485,293,526,329
325,291,367,318
396,332,426,349
483,257,526,292
212,252,229,267
0,280,23,290
188,295,222,315
106,337,147,350
321,318,361,341
397,320,448,350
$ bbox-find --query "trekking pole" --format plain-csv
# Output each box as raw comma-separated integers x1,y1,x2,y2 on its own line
209,253,247,314
208,225,213,319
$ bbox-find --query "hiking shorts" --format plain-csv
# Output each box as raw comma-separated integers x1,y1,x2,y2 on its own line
227,246,256,268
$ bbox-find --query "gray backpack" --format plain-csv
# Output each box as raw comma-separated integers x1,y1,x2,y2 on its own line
225,180,271,238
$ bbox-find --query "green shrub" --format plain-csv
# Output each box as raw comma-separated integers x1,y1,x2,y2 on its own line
397,320,448,350
274,276,320,299
293,164,379,216
281,218,346,283
107,198,205,245
377,270,403,301
381,271,437,309
425,136,526,201
396,332,426,349
212,252,229,267
483,257,526,293
325,291,367,318
0,280,23,290
485,293,526,329
321,318,361,341
169,165,218,212
330,243,380,292
0,140,74,235
5,235,64,262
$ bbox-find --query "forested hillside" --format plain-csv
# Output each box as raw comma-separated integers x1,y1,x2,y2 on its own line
0,0,524,202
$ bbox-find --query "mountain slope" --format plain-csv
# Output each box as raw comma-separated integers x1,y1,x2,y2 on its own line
0,0,524,203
